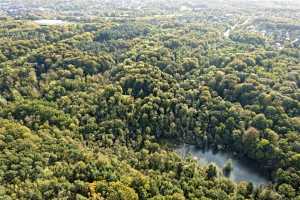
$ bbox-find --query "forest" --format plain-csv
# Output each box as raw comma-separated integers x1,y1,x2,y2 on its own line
0,0,300,199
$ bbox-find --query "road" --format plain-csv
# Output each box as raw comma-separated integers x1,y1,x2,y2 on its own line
224,18,251,38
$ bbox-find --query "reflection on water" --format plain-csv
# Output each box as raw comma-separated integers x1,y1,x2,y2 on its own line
34,20,67,25
176,144,269,186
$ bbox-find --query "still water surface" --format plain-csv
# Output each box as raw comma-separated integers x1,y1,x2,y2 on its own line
176,144,269,186
34,20,67,25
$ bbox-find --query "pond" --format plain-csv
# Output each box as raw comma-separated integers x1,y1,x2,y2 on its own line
34,20,68,26
176,144,270,186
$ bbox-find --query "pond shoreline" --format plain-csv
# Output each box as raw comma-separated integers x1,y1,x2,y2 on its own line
163,137,273,175
159,137,272,186
173,142,272,186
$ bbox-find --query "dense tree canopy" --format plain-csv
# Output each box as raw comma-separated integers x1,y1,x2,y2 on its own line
0,0,300,199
